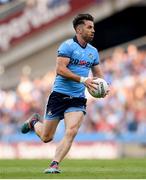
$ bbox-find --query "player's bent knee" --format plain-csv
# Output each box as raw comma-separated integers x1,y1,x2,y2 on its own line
41,136,53,143
43,139,52,143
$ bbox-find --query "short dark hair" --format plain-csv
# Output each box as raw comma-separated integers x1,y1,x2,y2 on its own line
73,13,94,30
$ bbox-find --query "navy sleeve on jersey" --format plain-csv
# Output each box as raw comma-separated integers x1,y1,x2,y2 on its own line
57,41,72,58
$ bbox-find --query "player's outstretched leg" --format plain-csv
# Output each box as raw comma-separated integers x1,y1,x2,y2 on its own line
43,111,84,174
44,161,61,174
21,113,41,134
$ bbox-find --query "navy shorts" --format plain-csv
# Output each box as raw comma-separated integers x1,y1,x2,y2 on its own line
44,91,87,120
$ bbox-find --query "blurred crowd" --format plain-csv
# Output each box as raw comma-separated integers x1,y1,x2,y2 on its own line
0,0,15,5
82,45,146,136
0,0,68,7
0,44,146,141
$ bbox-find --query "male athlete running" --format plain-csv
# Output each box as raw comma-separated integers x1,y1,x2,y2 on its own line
21,13,107,173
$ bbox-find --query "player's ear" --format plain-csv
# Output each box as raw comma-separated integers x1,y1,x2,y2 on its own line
76,25,82,34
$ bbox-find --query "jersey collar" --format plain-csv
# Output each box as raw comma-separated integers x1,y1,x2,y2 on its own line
73,36,87,49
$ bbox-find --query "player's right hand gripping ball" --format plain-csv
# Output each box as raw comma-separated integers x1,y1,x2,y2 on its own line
88,78,109,98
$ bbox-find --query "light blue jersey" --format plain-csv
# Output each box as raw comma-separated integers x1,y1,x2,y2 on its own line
53,36,100,97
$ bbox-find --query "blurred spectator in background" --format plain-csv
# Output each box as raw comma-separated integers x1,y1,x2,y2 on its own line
26,0,37,8
0,0,15,5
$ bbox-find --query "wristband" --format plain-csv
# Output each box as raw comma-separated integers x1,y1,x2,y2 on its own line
80,76,88,83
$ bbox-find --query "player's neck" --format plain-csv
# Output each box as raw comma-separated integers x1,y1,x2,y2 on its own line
76,35,87,47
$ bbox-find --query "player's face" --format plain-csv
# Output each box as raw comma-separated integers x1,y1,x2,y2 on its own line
81,20,95,43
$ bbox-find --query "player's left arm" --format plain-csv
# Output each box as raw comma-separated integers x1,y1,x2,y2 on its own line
91,64,104,79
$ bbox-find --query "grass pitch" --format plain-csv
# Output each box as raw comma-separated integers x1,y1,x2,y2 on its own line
0,158,146,179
